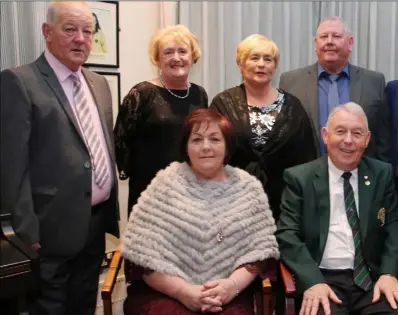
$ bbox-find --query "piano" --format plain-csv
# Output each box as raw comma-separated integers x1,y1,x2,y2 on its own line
0,213,37,315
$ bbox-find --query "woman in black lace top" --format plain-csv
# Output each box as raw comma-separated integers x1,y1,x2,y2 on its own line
114,25,207,214
210,34,317,222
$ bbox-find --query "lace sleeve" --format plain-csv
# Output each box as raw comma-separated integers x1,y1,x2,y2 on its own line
114,87,142,180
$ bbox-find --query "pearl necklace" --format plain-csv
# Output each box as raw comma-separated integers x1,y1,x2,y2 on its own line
159,75,191,99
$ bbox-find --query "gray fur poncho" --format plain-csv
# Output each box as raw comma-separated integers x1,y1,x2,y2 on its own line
122,162,279,284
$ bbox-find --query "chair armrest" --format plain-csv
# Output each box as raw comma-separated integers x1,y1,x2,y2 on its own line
101,244,123,315
0,213,37,260
280,263,296,297
262,278,272,293
260,278,273,315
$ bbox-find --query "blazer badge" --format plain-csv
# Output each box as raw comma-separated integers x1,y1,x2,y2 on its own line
377,207,385,226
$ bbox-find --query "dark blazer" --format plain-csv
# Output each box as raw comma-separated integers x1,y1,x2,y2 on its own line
276,156,398,294
0,54,119,256
385,80,398,173
279,63,391,162
210,85,317,221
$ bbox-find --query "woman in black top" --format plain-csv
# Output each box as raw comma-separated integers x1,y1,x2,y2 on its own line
114,25,207,214
210,34,317,222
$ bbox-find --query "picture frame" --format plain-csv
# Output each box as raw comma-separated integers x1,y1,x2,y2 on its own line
85,1,119,68
95,72,121,126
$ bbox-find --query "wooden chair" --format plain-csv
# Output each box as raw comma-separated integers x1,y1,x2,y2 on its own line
279,263,297,315
101,244,276,315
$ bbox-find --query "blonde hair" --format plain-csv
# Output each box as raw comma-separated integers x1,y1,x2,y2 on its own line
236,34,280,67
148,25,201,65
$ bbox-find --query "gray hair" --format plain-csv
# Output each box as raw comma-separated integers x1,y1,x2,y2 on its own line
46,2,90,24
325,102,369,130
317,16,352,36
46,2,58,24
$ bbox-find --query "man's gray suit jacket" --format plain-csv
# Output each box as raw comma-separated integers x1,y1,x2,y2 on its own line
0,54,119,256
279,63,391,162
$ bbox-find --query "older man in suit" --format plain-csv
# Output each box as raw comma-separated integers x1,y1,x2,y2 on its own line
276,102,398,315
0,2,119,315
279,16,390,162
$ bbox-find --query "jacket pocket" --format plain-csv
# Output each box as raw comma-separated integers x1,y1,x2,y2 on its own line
32,186,58,217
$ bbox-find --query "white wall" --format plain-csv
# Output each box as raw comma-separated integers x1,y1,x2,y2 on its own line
119,2,160,97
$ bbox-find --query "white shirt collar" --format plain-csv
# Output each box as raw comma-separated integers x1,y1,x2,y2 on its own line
328,157,358,184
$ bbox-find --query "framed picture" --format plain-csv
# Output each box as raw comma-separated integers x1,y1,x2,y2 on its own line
85,1,119,68
95,72,121,126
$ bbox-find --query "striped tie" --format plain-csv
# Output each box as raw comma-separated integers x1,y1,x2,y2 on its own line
70,73,109,189
342,171,373,291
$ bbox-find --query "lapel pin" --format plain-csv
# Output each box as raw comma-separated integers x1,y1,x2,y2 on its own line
364,175,368,179
365,180,370,186
378,207,385,226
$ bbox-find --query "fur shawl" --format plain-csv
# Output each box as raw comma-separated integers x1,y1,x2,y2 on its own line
122,162,279,284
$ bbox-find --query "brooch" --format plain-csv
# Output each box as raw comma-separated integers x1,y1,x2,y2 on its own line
217,232,224,242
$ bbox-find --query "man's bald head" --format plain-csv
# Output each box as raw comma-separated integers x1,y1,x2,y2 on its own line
42,1,93,71
47,2,91,25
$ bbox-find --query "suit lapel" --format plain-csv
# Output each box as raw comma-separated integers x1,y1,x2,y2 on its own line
36,54,85,142
358,159,373,243
306,63,320,142
350,64,362,104
312,157,330,258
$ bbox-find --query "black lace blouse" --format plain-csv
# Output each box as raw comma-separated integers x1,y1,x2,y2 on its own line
114,81,208,213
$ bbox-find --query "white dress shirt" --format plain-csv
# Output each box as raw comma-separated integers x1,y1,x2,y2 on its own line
44,49,113,205
319,158,359,270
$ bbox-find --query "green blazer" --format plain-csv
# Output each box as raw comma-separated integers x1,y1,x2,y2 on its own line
276,156,398,294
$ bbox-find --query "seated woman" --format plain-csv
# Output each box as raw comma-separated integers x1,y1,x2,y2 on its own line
121,108,279,315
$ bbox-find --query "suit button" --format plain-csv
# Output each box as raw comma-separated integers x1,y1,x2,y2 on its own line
84,161,91,169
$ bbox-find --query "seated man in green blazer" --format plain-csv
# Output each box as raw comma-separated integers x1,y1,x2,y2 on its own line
276,102,398,315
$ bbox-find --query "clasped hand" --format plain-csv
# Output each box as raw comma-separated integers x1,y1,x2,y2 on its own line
180,278,236,313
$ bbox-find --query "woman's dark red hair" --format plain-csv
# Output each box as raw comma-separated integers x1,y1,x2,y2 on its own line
181,108,235,165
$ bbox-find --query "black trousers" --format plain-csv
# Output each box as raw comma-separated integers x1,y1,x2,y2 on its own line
317,269,398,315
28,205,105,315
